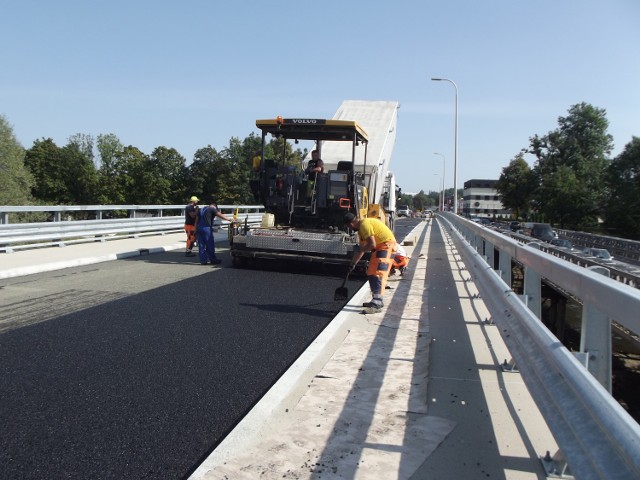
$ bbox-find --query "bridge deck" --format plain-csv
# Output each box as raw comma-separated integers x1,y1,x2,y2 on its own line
0,220,558,479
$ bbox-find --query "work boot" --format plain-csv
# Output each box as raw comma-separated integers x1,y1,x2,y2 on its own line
211,258,222,265
185,250,195,257
362,299,383,309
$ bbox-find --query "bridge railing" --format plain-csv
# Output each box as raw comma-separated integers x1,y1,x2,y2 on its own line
0,205,265,253
506,232,640,288
556,228,640,263
441,212,640,480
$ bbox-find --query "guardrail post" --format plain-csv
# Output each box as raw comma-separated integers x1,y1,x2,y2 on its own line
1,212,8,224
485,239,495,269
524,243,542,319
498,250,512,286
581,266,613,392
471,231,480,252
54,212,61,222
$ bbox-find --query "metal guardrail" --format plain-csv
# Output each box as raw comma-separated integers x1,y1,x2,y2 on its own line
557,228,640,263
0,205,265,253
486,221,640,267
537,244,640,288
504,231,640,288
441,212,640,480
0,204,264,223
456,215,640,379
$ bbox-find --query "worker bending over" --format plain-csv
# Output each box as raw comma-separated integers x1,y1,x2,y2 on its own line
344,212,397,311
194,201,237,266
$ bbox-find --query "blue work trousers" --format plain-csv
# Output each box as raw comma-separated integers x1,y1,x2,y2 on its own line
196,227,218,264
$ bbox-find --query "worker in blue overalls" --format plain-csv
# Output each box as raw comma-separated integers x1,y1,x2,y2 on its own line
194,201,237,265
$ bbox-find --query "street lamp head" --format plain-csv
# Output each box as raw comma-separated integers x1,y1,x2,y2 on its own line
431,77,442,81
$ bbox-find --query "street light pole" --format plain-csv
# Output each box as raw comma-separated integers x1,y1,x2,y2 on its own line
431,77,458,215
433,173,440,211
433,152,445,212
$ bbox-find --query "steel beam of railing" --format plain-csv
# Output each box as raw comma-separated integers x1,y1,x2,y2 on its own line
0,204,264,223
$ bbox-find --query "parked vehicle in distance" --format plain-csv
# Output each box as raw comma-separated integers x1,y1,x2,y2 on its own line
397,205,410,217
471,217,490,225
583,247,614,261
550,238,574,250
523,222,555,242
510,221,521,232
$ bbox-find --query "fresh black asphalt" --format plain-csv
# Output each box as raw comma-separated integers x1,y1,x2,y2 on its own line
0,220,418,480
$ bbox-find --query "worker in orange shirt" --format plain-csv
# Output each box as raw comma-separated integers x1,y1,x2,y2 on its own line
184,196,199,257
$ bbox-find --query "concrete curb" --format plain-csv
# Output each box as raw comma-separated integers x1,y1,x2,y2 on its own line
0,244,183,280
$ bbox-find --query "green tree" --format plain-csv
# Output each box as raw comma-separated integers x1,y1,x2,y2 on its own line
424,191,439,209
535,164,584,227
113,146,151,204
184,133,300,205
529,103,613,228
411,190,429,211
68,133,95,167
604,137,640,239
496,152,536,220
24,138,98,205
215,138,248,204
24,138,63,202
96,133,125,204
61,142,98,204
0,115,33,205
148,146,187,204
184,145,221,203
398,193,413,208
266,137,304,169
217,136,260,204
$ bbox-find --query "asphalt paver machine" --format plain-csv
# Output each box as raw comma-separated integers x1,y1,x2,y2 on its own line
230,100,398,269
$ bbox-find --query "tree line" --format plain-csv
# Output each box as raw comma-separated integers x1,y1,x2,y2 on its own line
2,102,639,238
495,102,640,239
398,189,458,213
0,115,305,220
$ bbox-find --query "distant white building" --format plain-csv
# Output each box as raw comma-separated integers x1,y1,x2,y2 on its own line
462,179,510,218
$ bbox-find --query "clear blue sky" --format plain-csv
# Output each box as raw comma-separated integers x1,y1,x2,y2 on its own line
2,1,638,195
